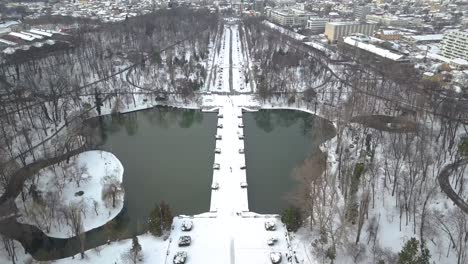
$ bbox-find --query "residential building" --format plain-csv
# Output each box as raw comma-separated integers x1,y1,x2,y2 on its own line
324,21,377,42
269,8,313,27
0,21,22,36
253,0,265,15
307,17,330,33
366,15,422,27
354,4,371,22
270,9,294,27
374,30,402,41
441,30,468,61
343,35,409,63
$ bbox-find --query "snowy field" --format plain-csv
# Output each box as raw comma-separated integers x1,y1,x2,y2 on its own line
165,214,307,264
16,150,124,238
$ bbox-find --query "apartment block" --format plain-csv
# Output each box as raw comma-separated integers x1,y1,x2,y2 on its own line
269,8,313,27
441,30,468,61
324,21,377,42
307,17,330,33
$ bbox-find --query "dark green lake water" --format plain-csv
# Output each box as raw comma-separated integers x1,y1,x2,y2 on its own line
28,107,335,260
243,109,335,213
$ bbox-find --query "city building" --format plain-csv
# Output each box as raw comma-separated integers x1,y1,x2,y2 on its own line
253,0,265,15
324,21,377,42
374,30,402,41
354,4,371,22
269,8,313,27
343,35,409,63
366,15,422,27
307,17,330,33
0,21,22,36
403,34,444,45
441,30,468,61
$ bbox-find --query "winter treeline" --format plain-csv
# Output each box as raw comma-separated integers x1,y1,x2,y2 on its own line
242,18,468,264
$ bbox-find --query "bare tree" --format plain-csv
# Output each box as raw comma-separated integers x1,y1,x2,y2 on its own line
355,190,370,245
66,203,85,259
121,236,143,264
1,235,17,264
101,173,123,209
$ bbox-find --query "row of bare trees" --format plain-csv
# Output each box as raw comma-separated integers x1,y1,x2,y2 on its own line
242,17,468,264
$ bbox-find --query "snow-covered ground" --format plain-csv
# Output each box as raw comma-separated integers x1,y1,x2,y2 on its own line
209,23,251,94
210,24,231,93
51,233,167,264
0,239,33,264
165,214,309,264
210,99,249,213
231,24,250,93
16,150,124,238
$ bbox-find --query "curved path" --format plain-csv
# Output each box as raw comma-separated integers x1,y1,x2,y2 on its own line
438,159,468,214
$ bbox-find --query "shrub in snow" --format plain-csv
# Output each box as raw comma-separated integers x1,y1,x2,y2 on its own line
458,139,468,157
281,206,302,232
181,220,193,231
325,246,336,262
148,201,173,237
173,251,187,264
178,236,191,247
269,252,282,264
264,221,276,231
397,238,430,264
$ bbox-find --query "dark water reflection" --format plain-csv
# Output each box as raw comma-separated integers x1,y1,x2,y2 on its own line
93,107,217,228
244,109,336,214
29,107,217,260
26,108,335,260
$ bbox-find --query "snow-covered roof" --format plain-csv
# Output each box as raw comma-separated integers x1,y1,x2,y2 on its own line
0,21,20,29
380,30,400,35
344,36,405,61
30,29,53,38
427,52,453,64
9,32,35,41
452,58,468,66
0,38,16,46
408,34,444,42
0,27,11,35
20,31,44,40
2,47,15,54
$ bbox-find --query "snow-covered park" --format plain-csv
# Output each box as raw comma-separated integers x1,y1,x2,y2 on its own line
1,14,467,264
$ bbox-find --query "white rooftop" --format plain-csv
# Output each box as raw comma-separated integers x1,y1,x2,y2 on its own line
344,36,405,61
408,34,444,42
9,32,35,41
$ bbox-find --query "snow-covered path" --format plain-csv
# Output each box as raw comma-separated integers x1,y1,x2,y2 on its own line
211,24,231,93
211,23,251,94
210,98,248,214
165,20,309,264
231,24,250,93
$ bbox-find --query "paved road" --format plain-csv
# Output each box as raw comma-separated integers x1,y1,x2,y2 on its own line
438,159,468,214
